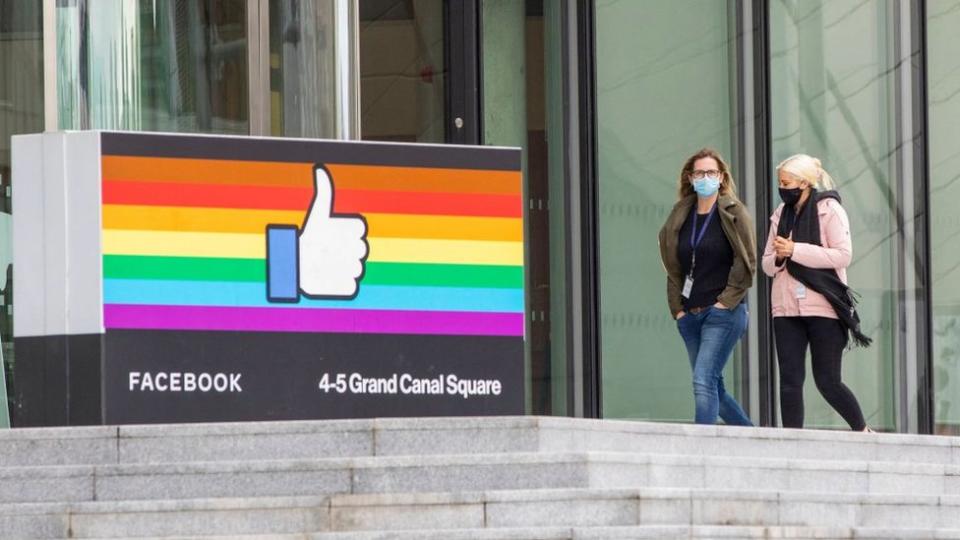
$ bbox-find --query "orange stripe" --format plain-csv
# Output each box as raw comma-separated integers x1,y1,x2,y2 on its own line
102,205,522,241
326,164,521,195
102,156,522,194
103,156,314,187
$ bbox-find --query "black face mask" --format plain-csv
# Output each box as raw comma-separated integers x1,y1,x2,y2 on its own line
779,187,804,206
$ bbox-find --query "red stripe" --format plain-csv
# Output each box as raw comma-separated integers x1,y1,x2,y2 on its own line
103,181,523,217
334,190,522,217
103,181,313,210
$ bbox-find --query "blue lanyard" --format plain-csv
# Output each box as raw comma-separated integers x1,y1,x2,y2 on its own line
688,203,717,275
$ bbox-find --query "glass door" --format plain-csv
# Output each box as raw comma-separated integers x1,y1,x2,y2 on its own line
594,0,747,421
481,0,570,415
358,0,446,143
769,0,900,431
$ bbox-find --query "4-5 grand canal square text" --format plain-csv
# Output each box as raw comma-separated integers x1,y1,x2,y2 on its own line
318,372,503,399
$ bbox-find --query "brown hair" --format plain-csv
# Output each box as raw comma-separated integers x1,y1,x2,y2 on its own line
677,148,737,200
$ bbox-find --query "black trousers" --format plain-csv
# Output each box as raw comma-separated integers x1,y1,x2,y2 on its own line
773,316,867,431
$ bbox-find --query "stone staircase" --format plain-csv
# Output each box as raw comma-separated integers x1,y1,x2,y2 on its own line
0,417,958,539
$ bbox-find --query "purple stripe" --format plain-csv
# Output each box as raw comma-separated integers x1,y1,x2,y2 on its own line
103,304,525,336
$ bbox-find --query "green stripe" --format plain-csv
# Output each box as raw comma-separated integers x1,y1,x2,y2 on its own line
103,256,523,288
363,262,523,288
104,255,265,282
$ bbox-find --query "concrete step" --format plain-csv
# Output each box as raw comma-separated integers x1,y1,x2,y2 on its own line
71,527,960,540
2,450,959,505
3,417,958,538
309,526,960,540
5,488,960,538
0,496,325,539
324,488,960,531
1,417,957,468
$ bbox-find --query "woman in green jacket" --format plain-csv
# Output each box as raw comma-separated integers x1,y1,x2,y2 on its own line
658,148,756,425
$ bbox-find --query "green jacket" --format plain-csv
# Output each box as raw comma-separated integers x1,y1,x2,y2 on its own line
657,194,756,317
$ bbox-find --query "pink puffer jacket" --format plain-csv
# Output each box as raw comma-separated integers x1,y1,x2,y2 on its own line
761,198,851,319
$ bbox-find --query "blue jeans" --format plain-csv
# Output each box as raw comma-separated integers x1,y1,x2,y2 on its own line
676,303,753,426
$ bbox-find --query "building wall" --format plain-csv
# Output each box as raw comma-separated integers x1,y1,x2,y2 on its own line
2,0,959,433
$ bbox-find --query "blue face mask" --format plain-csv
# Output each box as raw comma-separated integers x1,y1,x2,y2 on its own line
692,176,720,197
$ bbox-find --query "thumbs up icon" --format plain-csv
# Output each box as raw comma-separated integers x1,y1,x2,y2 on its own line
266,165,369,302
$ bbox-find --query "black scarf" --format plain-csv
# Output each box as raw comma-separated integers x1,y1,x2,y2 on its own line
776,189,872,348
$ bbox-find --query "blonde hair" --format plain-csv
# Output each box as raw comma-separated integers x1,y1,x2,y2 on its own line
776,154,835,190
677,148,737,200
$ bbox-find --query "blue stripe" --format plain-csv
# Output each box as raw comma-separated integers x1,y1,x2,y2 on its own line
103,279,524,313
266,226,298,302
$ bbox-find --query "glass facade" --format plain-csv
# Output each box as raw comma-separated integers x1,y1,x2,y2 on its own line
769,0,900,431
0,0,44,427
928,0,960,436
57,0,249,132
594,0,745,421
269,0,338,139
2,0,958,432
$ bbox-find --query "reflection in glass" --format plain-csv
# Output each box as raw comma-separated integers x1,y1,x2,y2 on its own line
359,0,444,142
0,0,44,426
595,0,745,421
270,0,337,138
769,0,897,430
57,0,249,133
928,0,960,436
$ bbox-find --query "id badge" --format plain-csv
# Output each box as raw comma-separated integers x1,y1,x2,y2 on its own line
682,276,694,299
795,284,806,299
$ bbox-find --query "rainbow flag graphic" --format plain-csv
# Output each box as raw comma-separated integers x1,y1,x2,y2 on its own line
100,139,525,337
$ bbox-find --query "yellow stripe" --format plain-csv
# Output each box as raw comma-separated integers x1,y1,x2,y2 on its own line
368,238,523,265
103,230,267,258
103,205,522,241
366,214,521,241
102,230,523,265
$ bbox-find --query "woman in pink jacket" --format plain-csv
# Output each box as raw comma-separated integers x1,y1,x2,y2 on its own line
762,154,873,432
